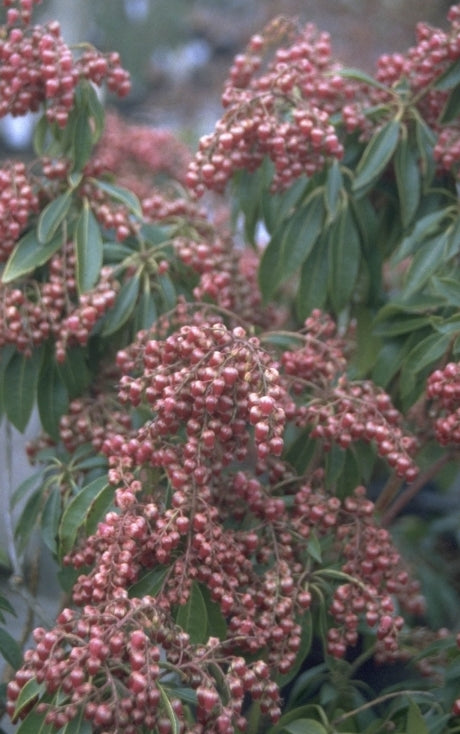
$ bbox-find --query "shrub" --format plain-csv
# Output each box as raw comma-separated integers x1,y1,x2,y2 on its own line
1,1,460,732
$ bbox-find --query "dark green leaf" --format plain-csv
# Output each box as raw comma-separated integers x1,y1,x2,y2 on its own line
324,160,343,220
85,81,105,142
445,214,460,259
259,227,284,301
37,190,73,244
14,710,47,734
62,709,92,734
391,208,450,265
58,476,109,560
394,132,421,227
281,193,325,281
176,581,208,644
296,234,329,320
2,229,63,283
3,349,41,432
0,595,16,617
71,112,93,171
37,356,69,441
103,241,137,262
158,272,176,310
406,700,429,734
440,83,460,123
435,59,460,90
140,223,171,246
285,429,317,474
84,483,114,537
57,347,90,398
40,489,61,555
434,314,460,335
403,331,451,376
14,488,44,553
373,315,434,337
430,276,460,307
13,679,46,719
307,532,322,564
93,179,142,217
134,289,158,332
336,67,391,93
75,200,103,293
158,684,180,734
403,231,450,296
352,120,400,197
102,274,140,336
350,306,382,377
129,567,168,598
33,114,50,156
0,627,22,669
11,470,43,509
281,719,328,734
276,610,313,688
328,204,361,313
414,115,436,185
325,444,346,488
200,585,227,640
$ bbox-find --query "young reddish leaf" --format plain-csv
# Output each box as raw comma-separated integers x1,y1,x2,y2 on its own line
352,119,400,197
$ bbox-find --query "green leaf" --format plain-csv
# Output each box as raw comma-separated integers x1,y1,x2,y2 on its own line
336,67,391,93
403,331,451,376
93,179,142,217
14,710,47,734
134,289,158,332
40,489,61,555
394,132,421,228
352,120,400,197
84,483,114,537
84,81,105,142
2,349,41,432
276,610,313,688
58,476,109,560
129,567,168,598
200,585,227,640
71,112,94,171
403,230,450,297
102,274,140,336
406,700,429,734
14,488,44,553
307,532,322,564
435,58,460,90
0,627,22,669
282,193,325,279
373,315,434,337
158,684,181,734
430,276,460,307
158,272,176,310
13,679,46,719
0,595,16,617
11,470,43,509
259,227,284,301
440,83,460,124
328,204,361,313
414,115,436,185
176,581,208,644
37,355,69,441
75,200,103,293
62,709,92,734
324,160,343,220
2,229,63,283
282,719,328,734
296,234,329,320
37,190,73,244
33,113,50,156
57,347,91,398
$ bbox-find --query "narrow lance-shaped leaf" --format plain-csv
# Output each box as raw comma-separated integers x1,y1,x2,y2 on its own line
37,189,73,244
324,159,343,220
391,207,451,265
75,199,103,293
328,204,361,313
37,354,69,441
258,226,285,301
2,229,63,283
2,349,41,432
394,130,421,228
58,476,109,560
440,83,460,124
176,581,208,644
281,192,325,281
93,179,142,217
403,230,450,297
352,119,400,197
101,273,141,336
435,58,460,90
0,627,22,669
296,232,329,320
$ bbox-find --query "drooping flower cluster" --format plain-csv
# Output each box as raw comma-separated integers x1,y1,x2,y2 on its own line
0,2,130,127
427,361,460,445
